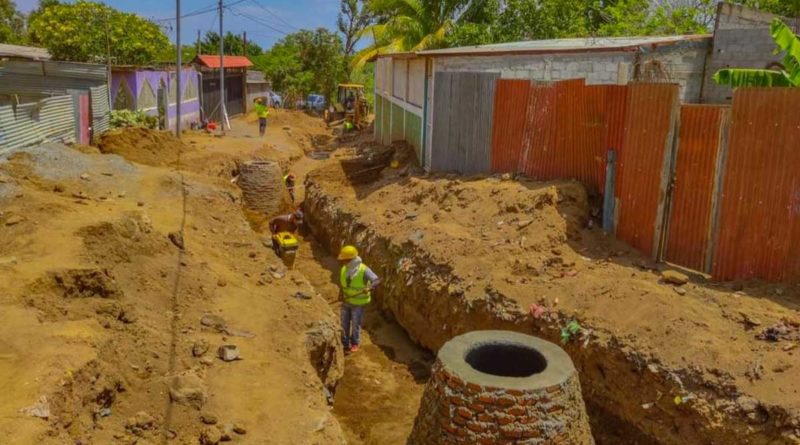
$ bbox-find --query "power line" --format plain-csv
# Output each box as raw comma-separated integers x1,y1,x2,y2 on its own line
246,0,298,31
226,5,290,36
154,0,247,23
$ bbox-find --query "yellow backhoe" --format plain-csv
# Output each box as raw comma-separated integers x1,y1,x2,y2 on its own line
325,84,369,130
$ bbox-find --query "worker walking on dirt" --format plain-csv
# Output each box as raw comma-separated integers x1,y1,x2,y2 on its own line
338,245,380,353
283,172,296,203
254,97,269,137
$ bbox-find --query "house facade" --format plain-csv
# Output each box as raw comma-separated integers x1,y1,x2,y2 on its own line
110,66,201,130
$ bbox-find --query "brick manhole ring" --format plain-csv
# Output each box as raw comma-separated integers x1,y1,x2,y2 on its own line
408,330,593,444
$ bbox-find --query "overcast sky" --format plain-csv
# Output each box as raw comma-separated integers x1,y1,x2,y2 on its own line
15,0,342,50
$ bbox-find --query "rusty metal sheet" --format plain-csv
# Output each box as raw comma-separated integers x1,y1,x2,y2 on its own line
490,79,531,172
712,88,800,281
615,83,680,257
665,105,728,272
519,82,557,177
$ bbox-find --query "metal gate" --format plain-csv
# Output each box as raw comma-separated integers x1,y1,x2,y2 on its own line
431,71,499,174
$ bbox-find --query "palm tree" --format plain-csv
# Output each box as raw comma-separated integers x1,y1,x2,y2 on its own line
713,18,800,87
351,0,471,69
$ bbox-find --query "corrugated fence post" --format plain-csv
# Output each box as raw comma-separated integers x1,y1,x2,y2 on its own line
603,150,616,233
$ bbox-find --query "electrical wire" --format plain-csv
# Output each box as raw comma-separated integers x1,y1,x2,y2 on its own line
226,5,290,36
246,0,299,31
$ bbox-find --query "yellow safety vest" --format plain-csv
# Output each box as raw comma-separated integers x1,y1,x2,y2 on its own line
340,264,371,306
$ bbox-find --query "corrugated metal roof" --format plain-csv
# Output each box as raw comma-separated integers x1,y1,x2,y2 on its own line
413,35,710,57
194,55,253,68
0,44,51,60
91,85,110,134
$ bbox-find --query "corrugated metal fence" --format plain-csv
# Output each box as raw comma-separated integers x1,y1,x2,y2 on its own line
664,105,729,272
712,88,800,282
615,83,679,257
0,94,76,151
483,76,800,281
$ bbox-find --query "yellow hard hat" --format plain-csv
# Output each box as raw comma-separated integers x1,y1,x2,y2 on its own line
338,245,358,261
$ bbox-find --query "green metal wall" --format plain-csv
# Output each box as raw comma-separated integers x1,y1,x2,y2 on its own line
375,94,383,142
381,96,391,144
391,103,404,141
404,110,422,157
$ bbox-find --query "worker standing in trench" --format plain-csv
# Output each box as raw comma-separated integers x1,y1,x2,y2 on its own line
338,245,380,353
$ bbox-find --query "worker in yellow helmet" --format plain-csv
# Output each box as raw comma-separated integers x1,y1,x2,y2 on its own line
337,245,380,353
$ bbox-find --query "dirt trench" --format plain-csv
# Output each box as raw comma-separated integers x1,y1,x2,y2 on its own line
300,172,799,445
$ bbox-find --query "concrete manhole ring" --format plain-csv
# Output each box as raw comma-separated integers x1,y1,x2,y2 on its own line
408,330,594,444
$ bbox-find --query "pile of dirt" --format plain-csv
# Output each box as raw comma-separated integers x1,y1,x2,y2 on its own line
97,127,191,166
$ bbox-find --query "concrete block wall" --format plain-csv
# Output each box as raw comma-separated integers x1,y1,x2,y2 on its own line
434,42,709,103
701,2,799,103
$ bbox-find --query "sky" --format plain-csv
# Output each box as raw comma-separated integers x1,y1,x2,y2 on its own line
15,0,342,50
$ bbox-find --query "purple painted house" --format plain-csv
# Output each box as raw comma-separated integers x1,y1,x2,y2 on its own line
110,66,201,130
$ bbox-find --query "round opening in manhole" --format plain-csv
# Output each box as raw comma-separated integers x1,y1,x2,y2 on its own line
465,342,548,377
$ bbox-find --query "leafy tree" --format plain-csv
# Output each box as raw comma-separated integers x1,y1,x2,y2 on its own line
352,0,474,69
739,0,800,18
596,0,712,36
256,28,346,101
157,44,197,64
338,0,375,56
198,31,263,57
0,0,25,44
27,0,170,64
714,19,800,87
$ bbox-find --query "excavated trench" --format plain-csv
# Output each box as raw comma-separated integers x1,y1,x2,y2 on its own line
298,171,796,445
291,186,655,444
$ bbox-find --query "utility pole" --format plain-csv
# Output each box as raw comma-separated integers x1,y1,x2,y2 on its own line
242,31,247,56
196,29,201,55
218,0,228,130
175,0,182,138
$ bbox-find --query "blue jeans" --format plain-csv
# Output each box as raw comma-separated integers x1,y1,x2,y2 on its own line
341,303,365,347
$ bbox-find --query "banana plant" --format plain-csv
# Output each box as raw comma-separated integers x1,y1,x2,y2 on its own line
713,18,800,87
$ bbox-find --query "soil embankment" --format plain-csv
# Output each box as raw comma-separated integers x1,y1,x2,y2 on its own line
303,151,800,445
0,115,347,444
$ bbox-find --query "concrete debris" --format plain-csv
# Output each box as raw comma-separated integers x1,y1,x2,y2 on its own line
200,426,222,445
294,291,313,300
20,395,50,419
201,413,219,425
192,339,210,357
126,411,155,430
168,374,207,408
217,345,241,362
661,270,689,285
200,314,227,331
233,423,247,434
80,173,90,181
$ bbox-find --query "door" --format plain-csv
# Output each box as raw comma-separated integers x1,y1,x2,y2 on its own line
78,94,90,144
225,73,244,117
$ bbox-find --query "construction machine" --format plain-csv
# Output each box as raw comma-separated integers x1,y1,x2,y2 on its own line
325,84,369,130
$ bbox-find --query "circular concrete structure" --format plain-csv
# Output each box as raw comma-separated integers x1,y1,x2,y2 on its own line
237,160,290,217
408,330,593,445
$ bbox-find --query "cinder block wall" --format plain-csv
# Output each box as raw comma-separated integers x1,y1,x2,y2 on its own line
434,41,710,103
701,3,799,103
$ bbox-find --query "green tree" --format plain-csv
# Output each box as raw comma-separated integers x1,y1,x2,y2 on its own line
739,0,800,18
27,0,169,64
713,19,800,87
257,28,346,101
596,0,712,36
338,0,375,56
352,0,474,68
0,0,25,44
199,31,263,57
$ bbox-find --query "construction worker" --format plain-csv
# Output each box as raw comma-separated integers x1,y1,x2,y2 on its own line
283,172,296,203
338,245,380,353
254,97,269,137
269,209,303,235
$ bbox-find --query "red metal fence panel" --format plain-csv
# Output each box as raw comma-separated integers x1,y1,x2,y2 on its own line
491,79,531,172
615,83,680,257
712,89,800,281
665,105,729,272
